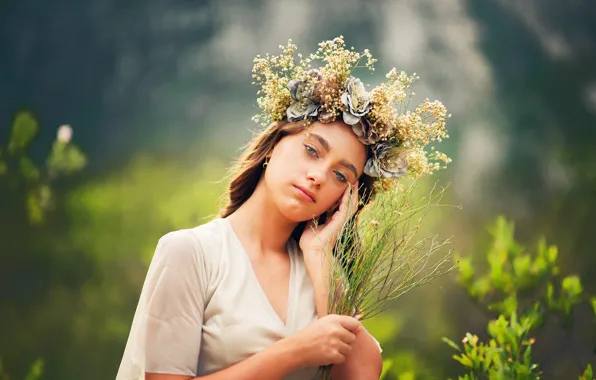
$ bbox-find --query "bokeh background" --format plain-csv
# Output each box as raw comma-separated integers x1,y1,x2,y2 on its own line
1,0,595,379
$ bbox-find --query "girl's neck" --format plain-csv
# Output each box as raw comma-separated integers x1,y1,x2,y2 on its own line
225,179,297,255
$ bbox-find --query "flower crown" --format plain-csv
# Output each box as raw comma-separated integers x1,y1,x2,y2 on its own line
251,36,451,185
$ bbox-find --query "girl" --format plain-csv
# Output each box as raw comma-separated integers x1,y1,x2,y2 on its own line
115,118,384,380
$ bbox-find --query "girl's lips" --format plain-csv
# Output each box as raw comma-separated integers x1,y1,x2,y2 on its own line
294,185,316,203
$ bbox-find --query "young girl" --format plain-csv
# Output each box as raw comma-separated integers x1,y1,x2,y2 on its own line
116,116,384,379
115,36,444,380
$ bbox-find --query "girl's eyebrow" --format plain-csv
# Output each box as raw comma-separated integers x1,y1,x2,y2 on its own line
309,132,331,152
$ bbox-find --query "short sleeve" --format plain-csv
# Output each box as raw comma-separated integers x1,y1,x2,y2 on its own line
116,230,209,380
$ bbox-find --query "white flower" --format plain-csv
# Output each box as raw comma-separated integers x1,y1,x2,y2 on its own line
57,125,73,144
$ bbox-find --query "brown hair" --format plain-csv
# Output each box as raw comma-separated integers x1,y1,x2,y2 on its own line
218,119,376,240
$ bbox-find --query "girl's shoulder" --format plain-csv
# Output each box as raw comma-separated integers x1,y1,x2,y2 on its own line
150,218,229,275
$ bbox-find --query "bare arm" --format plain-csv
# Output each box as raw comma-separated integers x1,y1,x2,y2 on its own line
145,314,364,380
146,337,300,380
330,328,383,380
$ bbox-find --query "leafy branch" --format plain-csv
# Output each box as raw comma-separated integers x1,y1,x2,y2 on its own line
0,110,87,224
444,216,596,379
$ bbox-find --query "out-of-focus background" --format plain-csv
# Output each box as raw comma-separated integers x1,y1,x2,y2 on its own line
1,0,595,379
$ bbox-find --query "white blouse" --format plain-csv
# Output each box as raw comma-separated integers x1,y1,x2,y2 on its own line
116,217,320,380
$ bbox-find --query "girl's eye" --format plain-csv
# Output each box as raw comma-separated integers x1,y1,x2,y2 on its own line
304,144,348,183
335,171,348,183
305,145,318,157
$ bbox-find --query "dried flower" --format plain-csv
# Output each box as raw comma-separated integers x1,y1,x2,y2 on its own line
341,77,371,125
307,68,323,82
364,144,408,179
287,79,320,121
287,101,319,121
288,79,314,102
313,77,342,119
351,117,380,145
318,110,337,123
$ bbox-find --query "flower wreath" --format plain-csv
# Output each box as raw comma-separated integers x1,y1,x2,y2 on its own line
251,36,452,186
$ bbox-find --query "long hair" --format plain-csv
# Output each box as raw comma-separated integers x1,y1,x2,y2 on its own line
218,119,376,242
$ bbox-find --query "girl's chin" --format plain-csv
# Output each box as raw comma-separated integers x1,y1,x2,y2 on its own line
273,192,326,222
278,204,321,223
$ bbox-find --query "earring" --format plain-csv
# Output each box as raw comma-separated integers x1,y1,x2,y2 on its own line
262,157,269,168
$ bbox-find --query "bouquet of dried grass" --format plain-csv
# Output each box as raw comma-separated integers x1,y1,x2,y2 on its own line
313,179,457,380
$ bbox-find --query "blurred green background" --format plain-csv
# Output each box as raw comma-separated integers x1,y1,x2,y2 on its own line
1,0,595,379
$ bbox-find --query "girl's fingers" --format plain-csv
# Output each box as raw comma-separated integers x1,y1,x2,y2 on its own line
331,181,359,228
337,186,350,216
349,181,359,215
342,185,352,208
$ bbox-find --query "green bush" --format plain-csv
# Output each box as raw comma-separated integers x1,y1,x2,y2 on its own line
444,216,595,379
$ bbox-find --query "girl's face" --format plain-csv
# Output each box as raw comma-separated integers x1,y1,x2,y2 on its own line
264,121,368,222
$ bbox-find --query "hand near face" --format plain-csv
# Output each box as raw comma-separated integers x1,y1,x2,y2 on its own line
298,180,359,256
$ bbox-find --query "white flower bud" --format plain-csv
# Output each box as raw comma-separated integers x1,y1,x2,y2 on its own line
57,124,73,143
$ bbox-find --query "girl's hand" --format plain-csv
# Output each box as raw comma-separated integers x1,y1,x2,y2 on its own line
288,314,362,367
298,182,359,317
298,181,359,256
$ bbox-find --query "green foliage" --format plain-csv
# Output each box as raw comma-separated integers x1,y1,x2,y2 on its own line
443,313,540,379
19,156,40,181
365,313,440,380
580,364,594,380
8,111,38,154
380,358,395,380
0,111,87,224
445,216,595,379
0,358,44,380
46,140,87,177
546,275,583,315
22,359,43,380
453,216,560,316
66,155,225,264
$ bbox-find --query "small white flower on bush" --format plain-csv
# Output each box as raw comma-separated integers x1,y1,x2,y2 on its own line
57,125,72,144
